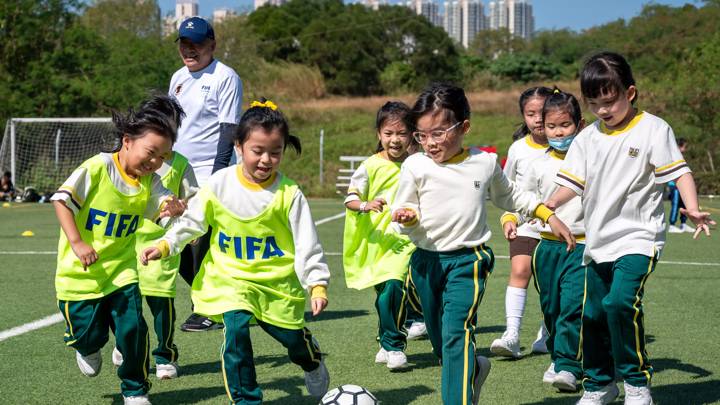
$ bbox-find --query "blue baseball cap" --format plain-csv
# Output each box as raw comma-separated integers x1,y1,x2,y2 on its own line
176,17,215,44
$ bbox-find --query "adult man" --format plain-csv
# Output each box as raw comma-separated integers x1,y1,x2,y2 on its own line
169,16,242,332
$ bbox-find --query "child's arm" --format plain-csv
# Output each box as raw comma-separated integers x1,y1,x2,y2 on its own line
500,157,541,241
289,191,330,316
145,174,186,225
391,163,420,229
545,186,578,211
344,164,386,213
53,200,97,270
675,173,716,238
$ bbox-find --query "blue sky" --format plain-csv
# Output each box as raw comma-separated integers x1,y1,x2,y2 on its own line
158,0,701,31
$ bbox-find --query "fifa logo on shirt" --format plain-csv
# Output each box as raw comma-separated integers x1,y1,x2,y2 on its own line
201,85,211,94
474,181,481,189
628,147,640,158
85,208,140,237
218,231,285,260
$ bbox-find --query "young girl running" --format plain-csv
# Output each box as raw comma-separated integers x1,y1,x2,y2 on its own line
343,101,417,370
141,100,331,404
547,52,715,405
392,83,575,405
111,149,199,379
52,96,186,405
503,88,586,391
491,86,554,358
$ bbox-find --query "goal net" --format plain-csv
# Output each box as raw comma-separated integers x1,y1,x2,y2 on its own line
0,118,115,194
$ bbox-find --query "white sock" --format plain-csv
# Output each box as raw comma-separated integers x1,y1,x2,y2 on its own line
505,286,527,335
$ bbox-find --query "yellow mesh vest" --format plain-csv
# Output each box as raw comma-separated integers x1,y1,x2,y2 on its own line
55,154,152,301
191,174,306,329
136,152,189,297
342,154,415,290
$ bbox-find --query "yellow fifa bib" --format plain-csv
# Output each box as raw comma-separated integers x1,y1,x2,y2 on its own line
136,152,188,297
191,175,306,329
342,154,415,290
56,154,151,301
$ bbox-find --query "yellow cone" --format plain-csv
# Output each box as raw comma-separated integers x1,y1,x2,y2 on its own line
2,202,9,208
21,230,35,237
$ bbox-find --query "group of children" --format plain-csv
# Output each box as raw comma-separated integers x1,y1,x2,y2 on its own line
52,51,714,405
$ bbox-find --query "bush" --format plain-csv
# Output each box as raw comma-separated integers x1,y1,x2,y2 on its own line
489,52,562,82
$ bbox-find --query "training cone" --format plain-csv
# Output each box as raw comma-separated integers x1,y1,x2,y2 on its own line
2,202,9,207
21,230,35,237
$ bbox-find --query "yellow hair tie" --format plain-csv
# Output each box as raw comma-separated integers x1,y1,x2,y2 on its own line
250,100,278,111
553,89,561,94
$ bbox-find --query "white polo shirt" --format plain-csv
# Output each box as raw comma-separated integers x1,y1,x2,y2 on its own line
169,59,242,186
555,111,691,264
503,135,548,239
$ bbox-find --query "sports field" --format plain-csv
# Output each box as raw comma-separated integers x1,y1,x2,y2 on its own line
0,199,719,404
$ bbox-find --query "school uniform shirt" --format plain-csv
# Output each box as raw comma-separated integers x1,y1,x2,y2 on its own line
392,148,543,252
160,165,330,328
169,59,242,186
502,135,549,239
518,149,585,239
555,111,691,265
51,153,173,300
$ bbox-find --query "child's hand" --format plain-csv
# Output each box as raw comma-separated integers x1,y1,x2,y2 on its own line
71,241,98,271
365,198,387,213
503,221,518,241
140,247,163,265
547,215,576,252
543,199,558,211
392,208,416,224
311,297,328,316
159,196,186,218
680,208,716,239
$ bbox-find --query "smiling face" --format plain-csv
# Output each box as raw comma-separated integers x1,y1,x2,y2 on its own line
378,118,411,161
178,38,215,72
415,111,468,164
237,128,285,183
586,86,637,130
522,96,546,140
121,130,173,178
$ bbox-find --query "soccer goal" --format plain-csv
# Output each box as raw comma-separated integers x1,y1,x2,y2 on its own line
0,118,115,194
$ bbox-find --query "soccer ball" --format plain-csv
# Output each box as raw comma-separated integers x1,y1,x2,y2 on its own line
320,384,378,405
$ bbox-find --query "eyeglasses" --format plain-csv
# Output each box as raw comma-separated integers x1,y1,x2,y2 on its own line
412,122,462,144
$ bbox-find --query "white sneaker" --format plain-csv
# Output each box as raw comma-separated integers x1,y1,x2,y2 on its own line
532,325,549,354
406,321,427,340
386,350,408,370
156,362,179,380
576,384,620,405
375,347,388,364
76,350,102,377
623,382,653,405
490,330,521,358
680,224,695,234
472,355,491,405
668,224,683,233
304,360,330,398
553,370,578,392
112,346,124,367
543,362,557,384
123,394,151,405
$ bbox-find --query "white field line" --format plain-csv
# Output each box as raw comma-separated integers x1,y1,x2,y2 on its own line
0,211,347,343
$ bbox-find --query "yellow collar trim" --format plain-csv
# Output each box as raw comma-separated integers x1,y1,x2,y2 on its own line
525,135,548,150
443,148,470,164
236,165,277,191
600,111,644,136
112,152,140,187
549,150,566,160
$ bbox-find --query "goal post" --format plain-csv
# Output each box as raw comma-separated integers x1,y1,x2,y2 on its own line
0,118,115,194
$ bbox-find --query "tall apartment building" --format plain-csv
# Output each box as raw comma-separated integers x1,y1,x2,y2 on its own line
255,0,288,10
487,0,533,39
213,8,236,24
444,0,485,48
407,0,442,27
175,0,198,28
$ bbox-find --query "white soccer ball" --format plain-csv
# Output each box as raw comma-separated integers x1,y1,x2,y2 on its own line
319,384,379,405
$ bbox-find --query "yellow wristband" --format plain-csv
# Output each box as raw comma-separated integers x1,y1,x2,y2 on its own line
501,213,519,226
311,285,328,300
534,204,555,223
156,240,170,259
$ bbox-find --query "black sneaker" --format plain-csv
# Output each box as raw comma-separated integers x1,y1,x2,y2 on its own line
180,313,223,332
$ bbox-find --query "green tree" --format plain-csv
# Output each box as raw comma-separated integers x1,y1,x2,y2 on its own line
489,52,561,82
82,0,162,38
468,28,527,60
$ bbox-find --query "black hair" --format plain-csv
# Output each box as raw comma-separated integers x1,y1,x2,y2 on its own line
512,86,554,141
106,95,185,153
542,87,582,128
2,171,10,178
677,137,688,148
411,82,470,129
235,98,301,154
580,51,637,104
374,101,416,153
